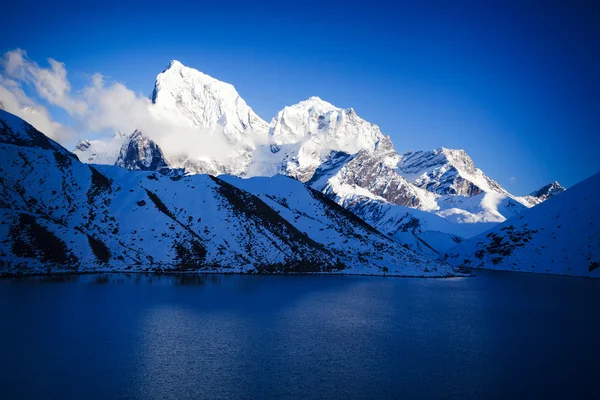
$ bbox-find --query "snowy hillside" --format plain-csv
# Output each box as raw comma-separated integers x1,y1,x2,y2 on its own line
436,192,526,223
220,174,442,272
0,110,455,277
445,173,600,277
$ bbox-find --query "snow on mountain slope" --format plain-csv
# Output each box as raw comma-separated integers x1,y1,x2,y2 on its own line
0,110,73,157
220,174,452,274
65,61,556,239
0,110,455,277
445,173,600,277
333,194,497,256
436,192,527,223
73,131,129,164
247,96,393,181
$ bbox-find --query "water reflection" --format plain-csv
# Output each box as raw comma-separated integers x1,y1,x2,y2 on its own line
7,272,227,286
0,271,598,399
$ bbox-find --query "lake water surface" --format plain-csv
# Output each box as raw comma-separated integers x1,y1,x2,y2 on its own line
0,271,598,399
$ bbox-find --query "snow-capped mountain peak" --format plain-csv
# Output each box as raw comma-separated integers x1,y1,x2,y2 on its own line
521,181,566,206
292,96,338,113
530,181,565,199
151,60,268,146
268,96,389,152
398,147,507,196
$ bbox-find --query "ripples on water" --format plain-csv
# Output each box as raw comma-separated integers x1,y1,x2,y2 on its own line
0,272,598,399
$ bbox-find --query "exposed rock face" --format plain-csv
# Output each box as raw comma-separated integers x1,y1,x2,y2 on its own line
308,149,438,210
115,130,169,171
520,181,566,206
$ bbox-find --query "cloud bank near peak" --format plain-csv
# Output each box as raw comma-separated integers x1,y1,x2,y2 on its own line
0,49,235,161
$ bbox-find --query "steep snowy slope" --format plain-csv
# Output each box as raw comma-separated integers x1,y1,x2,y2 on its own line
330,193,498,256
0,110,454,277
436,192,526,223
305,146,526,241
445,173,600,277
220,175,449,273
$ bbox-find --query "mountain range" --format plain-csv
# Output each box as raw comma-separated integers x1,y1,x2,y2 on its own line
2,60,597,277
72,62,562,246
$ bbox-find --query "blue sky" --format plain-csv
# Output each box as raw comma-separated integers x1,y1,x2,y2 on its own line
1,0,599,194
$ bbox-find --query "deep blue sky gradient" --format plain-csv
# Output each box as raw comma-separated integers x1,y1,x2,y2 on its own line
2,0,599,194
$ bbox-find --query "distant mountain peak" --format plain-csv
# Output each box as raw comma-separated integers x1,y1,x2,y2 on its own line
253,94,393,181
269,96,385,147
529,181,565,200
74,139,91,152
398,147,507,197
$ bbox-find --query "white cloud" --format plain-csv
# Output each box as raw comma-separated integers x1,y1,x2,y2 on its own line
0,49,235,161
0,75,76,142
1,49,87,116
510,176,517,182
